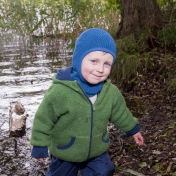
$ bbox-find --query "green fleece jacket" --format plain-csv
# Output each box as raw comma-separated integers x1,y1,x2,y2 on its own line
30,76,138,162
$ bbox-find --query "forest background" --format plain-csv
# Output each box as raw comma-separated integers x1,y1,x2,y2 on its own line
0,0,176,94
0,0,176,175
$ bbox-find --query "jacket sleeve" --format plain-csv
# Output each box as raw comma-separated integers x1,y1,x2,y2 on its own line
31,146,49,158
110,87,138,133
125,124,140,136
30,88,59,147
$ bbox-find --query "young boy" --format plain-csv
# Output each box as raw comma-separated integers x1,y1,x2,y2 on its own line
30,28,144,176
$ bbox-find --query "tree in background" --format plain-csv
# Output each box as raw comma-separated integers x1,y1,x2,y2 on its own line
116,0,164,48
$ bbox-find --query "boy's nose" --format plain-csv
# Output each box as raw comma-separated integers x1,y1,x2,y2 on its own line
96,64,104,73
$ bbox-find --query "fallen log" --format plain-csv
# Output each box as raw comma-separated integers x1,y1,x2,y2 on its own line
9,101,28,137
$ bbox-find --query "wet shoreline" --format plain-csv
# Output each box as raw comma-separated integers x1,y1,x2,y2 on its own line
0,37,72,175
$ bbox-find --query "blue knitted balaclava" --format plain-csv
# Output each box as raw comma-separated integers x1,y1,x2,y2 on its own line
71,28,117,97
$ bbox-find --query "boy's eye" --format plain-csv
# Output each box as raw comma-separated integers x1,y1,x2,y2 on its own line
104,62,111,67
91,60,97,63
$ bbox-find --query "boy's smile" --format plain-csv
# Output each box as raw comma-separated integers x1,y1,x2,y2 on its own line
81,51,114,84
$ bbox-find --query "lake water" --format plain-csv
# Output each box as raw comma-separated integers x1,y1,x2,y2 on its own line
0,35,72,136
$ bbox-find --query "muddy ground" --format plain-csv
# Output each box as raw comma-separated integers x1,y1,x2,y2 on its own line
110,93,176,175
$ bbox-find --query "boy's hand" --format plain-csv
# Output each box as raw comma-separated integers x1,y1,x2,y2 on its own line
37,158,46,162
132,132,144,146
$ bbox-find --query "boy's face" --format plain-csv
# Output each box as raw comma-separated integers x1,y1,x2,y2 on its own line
81,51,113,84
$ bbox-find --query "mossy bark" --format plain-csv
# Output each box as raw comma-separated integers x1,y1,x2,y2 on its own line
117,0,164,47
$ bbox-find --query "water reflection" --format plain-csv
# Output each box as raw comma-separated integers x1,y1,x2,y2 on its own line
0,35,72,133
0,35,73,175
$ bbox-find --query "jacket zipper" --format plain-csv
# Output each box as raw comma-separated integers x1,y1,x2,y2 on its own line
87,103,94,160
76,82,94,160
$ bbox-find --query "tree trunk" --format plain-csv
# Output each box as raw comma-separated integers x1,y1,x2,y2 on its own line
117,0,164,44
9,102,28,137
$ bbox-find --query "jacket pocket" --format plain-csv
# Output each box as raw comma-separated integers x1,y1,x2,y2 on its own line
57,136,76,150
102,133,109,143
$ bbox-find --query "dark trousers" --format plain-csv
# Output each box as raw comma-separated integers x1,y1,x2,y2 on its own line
46,151,114,176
